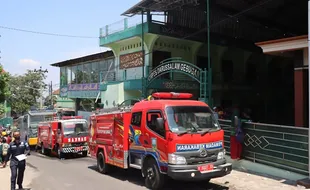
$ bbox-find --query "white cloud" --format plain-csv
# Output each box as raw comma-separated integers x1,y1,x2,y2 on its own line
19,58,41,67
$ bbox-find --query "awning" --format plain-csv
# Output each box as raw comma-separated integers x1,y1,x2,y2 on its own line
122,0,199,16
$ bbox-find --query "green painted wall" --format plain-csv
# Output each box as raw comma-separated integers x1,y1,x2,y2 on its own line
56,97,75,109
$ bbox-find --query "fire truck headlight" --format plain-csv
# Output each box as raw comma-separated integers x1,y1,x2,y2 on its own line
168,154,187,165
217,150,225,160
84,142,88,146
62,143,72,148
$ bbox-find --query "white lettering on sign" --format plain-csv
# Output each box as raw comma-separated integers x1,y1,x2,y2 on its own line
176,141,223,152
148,62,200,82
97,129,112,134
68,137,87,143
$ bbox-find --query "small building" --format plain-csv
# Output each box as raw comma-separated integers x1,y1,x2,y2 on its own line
52,89,75,109
51,51,115,113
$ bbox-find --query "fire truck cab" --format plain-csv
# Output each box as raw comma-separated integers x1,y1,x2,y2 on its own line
37,116,89,158
89,92,232,189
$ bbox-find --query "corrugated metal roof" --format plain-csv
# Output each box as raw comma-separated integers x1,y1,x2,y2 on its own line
50,50,114,67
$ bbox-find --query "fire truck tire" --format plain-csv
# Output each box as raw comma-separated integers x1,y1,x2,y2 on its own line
82,151,88,157
144,158,165,190
97,151,110,174
57,147,64,159
41,146,45,155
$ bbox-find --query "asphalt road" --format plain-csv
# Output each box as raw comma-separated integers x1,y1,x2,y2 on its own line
25,151,233,190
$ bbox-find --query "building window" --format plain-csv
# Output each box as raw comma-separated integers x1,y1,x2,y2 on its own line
60,67,67,86
83,63,92,83
67,67,72,84
71,65,77,84
91,62,99,83
77,64,84,83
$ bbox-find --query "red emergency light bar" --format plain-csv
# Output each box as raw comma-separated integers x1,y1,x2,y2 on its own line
152,92,193,99
61,116,83,120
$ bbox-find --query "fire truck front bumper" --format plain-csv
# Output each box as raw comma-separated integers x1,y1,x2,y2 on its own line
167,161,232,181
62,146,89,154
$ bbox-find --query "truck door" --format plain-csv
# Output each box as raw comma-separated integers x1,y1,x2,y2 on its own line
144,110,168,165
112,113,130,168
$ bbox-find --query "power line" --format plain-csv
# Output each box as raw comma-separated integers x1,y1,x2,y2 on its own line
0,25,98,39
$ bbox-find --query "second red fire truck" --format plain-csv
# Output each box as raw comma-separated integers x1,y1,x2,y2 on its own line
89,92,232,189
37,116,89,158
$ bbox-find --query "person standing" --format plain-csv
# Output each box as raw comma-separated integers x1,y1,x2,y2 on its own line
2,132,30,190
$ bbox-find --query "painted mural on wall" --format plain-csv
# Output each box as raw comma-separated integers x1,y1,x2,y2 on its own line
119,51,143,69
60,86,68,97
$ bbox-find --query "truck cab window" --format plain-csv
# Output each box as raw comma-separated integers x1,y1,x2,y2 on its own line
131,112,142,127
146,111,165,137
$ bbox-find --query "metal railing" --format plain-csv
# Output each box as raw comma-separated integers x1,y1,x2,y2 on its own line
99,16,147,37
219,119,309,176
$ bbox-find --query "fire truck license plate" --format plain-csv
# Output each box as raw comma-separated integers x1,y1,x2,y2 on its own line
197,164,214,173
75,147,82,151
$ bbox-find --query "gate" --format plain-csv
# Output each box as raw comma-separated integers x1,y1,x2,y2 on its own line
145,57,212,105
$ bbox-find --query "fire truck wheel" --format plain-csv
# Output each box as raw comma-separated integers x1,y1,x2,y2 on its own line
82,151,88,157
144,158,165,190
41,145,45,155
97,151,109,174
57,147,63,159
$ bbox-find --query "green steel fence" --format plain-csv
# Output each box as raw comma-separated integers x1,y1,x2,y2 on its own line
0,117,13,127
219,119,309,176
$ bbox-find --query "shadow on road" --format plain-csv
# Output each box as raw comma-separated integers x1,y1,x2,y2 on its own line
234,168,298,187
88,165,231,190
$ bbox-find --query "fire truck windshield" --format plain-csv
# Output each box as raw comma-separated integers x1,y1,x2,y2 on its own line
166,106,220,133
28,124,38,138
63,122,88,135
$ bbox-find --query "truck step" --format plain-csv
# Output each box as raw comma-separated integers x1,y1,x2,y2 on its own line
130,164,142,170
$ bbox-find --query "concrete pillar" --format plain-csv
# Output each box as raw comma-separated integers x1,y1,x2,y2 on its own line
294,48,308,127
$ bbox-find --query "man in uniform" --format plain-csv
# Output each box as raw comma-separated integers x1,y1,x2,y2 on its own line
3,131,30,190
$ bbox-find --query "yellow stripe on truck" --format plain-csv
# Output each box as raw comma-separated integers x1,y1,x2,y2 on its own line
28,138,38,146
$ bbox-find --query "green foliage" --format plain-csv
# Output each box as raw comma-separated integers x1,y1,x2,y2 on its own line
0,65,10,115
8,69,47,114
44,95,57,107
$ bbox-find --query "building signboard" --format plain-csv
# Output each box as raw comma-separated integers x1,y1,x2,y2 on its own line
68,83,99,91
148,61,200,82
119,51,143,69
67,91,100,98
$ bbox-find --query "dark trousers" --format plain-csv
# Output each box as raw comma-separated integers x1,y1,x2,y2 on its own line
10,163,25,190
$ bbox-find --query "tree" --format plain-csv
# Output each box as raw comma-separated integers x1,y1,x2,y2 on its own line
44,94,57,107
8,69,47,114
0,65,10,116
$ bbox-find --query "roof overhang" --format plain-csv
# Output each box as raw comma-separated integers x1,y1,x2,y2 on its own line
50,50,114,67
122,0,199,17
255,35,308,54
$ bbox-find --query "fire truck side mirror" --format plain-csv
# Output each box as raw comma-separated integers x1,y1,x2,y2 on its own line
156,118,164,131
234,116,239,127
214,112,219,120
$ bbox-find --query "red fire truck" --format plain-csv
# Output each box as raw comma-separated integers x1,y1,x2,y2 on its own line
89,92,232,189
37,116,89,158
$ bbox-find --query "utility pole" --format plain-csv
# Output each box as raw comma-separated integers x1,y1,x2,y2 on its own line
50,81,53,107
32,67,48,109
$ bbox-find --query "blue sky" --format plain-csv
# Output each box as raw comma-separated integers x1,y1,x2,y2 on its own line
0,0,139,90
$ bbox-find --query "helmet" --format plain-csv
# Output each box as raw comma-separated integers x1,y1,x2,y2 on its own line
1,131,6,136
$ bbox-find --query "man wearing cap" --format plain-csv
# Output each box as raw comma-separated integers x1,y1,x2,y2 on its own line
3,131,30,190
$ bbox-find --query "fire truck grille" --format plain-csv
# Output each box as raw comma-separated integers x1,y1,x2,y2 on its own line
71,142,85,147
186,154,217,165
174,149,221,165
